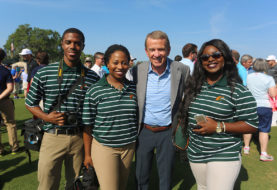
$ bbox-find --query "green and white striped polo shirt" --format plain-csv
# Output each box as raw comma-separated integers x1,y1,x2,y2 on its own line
187,76,258,163
25,61,99,130
82,76,138,147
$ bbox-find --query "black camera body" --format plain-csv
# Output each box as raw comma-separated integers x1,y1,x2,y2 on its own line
64,112,78,125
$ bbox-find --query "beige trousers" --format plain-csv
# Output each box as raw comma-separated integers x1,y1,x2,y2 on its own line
0,98,19,153
91,139,135,190
37,132,84,190
189,156,241,190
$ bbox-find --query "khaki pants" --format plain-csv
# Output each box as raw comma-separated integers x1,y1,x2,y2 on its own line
189,156,241,190
91,139,135,190
38,132,84,190
0,98,19,153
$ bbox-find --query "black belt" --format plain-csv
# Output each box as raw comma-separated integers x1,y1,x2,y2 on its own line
46,127,82,135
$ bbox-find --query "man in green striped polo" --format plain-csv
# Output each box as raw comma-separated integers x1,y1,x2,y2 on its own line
25,28,99,190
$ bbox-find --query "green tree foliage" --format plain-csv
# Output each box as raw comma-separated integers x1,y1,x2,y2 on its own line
4,24,62,62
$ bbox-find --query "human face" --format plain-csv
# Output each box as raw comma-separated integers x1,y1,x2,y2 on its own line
107,51,129,81
95,55,104,66
85,61,92,69
145,38,170,74
267,60,276,68
201,45,224,75
242,59,252,69
61,32,84,65
191,48,198,62
22,54,32,62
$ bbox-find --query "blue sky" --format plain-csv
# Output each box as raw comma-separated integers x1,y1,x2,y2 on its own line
1,0,277,61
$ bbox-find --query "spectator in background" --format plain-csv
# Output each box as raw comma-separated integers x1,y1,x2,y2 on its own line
267,55,277,83
232,49,247,86
11,66,21,99
241,54,254,74
246,58,276,161
84,57,93,69
180,43,198,75
0,48,19,156
174,55,182,62
21,70,28,98
126,55,136,81
91,52,106,77
30,51,49,82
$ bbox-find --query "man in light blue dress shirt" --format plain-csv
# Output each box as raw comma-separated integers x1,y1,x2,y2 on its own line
133,31,190,190
180,43,197,75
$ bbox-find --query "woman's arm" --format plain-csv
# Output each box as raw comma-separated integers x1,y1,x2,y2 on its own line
193,117,257,135
83,126,93,169
268,86,277,97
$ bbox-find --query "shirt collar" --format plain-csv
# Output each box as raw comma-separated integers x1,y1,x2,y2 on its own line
148,58,170,74
99,75,131,90
62,60,82,72
204,75,227,87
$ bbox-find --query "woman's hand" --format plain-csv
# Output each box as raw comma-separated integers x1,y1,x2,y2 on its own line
83,155,93,169
193,116,217,135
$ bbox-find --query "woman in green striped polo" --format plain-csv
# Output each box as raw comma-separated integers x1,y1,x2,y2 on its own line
181,39,258,190
82,44,137,190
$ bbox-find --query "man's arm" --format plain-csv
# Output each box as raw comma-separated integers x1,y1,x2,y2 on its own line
0,82,13,100
26,105,65,126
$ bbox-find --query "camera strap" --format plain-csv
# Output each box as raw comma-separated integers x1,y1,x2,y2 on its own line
53,60,85,112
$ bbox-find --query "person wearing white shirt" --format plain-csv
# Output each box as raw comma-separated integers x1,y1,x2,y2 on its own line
180,43,197,75
91,52,105,78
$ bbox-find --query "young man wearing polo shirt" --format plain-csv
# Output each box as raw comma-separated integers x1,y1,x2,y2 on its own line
0,48,19,155
25,28,99,190
133,31,190,190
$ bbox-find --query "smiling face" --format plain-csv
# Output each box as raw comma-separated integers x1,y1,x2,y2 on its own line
201,45,225,75
145,38,170,74
107,51,129,82
61,32,84,66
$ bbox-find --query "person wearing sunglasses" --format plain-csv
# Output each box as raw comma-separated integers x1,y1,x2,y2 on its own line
180,39,258,190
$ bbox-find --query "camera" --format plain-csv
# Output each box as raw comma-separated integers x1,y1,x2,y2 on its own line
64,112,78,125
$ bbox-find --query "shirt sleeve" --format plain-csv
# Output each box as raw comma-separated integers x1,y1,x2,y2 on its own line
268,75,275,88
233,85,259,128
6,71,13,83
82,87,97,128
25,71,44,107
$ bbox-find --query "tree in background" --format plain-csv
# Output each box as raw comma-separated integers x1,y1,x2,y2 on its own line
4,24,62,63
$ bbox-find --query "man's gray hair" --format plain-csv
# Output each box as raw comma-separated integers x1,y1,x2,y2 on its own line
241,54,253,63
253,58,270,73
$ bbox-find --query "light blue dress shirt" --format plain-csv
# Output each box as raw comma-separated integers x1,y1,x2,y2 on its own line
143,59,171,126
236,62,247,86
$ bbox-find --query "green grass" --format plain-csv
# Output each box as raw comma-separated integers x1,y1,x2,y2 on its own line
1,96,277,189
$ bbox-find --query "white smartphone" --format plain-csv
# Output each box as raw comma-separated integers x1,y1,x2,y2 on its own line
194,114,207,123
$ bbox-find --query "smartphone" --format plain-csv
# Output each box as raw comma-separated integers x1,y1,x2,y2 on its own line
194,114,207,123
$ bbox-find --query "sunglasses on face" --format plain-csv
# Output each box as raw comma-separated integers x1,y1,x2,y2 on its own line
200,52,222,61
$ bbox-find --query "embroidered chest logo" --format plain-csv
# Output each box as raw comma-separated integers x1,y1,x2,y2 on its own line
216,96,224,101
130,94,134,99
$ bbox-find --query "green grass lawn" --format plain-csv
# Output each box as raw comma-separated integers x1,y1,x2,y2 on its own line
1,96,277,190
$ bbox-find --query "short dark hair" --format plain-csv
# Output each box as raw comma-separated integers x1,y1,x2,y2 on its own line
0,48,7,62
174,55,182,61
36,51,49,65
182,43,197,58
104,44,130,66
94,52,104,61
62,28,85,44
231,49,240,62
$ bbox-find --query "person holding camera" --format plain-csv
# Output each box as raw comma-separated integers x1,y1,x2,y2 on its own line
25,28,99,190
82,44,137,190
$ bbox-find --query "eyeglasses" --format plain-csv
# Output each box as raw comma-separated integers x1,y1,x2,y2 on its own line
200,52,222,61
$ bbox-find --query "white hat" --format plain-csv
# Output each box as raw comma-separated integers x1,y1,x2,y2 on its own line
130,55,136,61
19,48,32,55
266,55,276,61
85,57,92,62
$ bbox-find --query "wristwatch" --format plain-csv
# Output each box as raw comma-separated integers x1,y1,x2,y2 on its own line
216,122,223,133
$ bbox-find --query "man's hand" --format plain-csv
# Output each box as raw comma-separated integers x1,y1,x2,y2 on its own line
45,111,65,126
